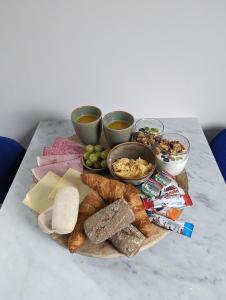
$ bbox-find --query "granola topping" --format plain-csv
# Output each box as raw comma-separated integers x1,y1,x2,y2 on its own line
134,127,160,146
155,139,186,156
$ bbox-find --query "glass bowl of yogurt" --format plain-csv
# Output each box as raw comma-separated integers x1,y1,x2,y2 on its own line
153,133,190,176
133,118,164,147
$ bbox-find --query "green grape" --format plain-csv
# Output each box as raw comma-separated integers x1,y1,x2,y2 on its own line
94,161,102,169
89,153,98,163
86,145,94,153
94,145,103,152
86,159,93,167
83,152,90,160
95,151,102,160
101,160,107,168
100,149,109,160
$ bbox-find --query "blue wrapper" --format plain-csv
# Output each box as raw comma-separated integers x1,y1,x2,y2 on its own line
183,222,194,238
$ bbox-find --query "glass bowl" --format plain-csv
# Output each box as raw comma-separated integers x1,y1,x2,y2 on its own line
135,118,164,135
133,118,164,147
153,133,190,176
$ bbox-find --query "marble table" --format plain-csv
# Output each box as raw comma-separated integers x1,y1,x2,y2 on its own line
0,118,226,300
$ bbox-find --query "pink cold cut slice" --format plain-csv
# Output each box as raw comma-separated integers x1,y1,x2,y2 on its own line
37,154,82,167
52,137,84,150
43,145,84,156
32,159,83,181
43,137,84,156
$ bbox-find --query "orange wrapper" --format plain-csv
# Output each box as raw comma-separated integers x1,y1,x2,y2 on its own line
154,207,182,221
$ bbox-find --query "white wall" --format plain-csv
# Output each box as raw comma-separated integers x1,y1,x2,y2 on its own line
0,0,226,147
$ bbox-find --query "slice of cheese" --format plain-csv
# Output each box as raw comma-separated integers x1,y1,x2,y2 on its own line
22,171,60,214
48,168,92,203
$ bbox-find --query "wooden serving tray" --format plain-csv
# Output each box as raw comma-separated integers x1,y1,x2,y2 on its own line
47,135,188,258
50,171,188,258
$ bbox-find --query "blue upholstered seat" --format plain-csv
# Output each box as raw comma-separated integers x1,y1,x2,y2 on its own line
0,137,25,203
210,129,226,183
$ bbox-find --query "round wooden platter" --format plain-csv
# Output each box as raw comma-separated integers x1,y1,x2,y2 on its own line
33,136,188,258
50,171,188,258
35,134,188,258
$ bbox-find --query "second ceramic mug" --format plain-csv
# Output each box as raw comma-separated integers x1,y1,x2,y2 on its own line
103,111,135,147
71,105,102,145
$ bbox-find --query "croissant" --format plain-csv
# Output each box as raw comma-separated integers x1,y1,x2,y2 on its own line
80,173,152,238
68,192,106,253
80,174,127,201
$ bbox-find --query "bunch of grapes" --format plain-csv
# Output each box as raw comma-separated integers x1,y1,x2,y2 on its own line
83,145,109,169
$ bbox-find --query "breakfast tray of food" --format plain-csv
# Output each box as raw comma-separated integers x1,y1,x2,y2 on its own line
22,106,194,258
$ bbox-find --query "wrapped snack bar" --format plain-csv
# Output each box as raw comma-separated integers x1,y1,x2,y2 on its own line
143,193,193,210
162,185,182,196
153,207,181,221
147,212,194,238
140,178,163,199
153,170,177,188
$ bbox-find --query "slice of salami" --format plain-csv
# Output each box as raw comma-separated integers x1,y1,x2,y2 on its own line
43,145,84,156
43,138,84,156
53,137,84,152
32,159,83,181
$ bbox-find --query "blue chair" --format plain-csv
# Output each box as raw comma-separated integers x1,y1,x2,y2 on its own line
0,137,26,203
210,129,226,183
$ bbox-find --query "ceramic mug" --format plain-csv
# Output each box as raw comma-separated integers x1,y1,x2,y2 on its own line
103,111,135,147
71,105,102,145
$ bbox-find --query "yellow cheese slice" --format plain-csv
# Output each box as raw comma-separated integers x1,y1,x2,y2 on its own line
48,168,92,203
22,171,60,214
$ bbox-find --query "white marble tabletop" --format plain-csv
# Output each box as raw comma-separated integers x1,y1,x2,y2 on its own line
0,118,226,300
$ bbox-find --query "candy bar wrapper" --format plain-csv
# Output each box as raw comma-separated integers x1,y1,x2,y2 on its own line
161,185,185,197
147,213,194,238
140,178,163,199
161,185,178,196
153,207,182,221
143,194,193,210
153,171,177,188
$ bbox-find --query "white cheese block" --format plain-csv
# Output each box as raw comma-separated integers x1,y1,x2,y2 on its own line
52,187,80,234
22,171,60,214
